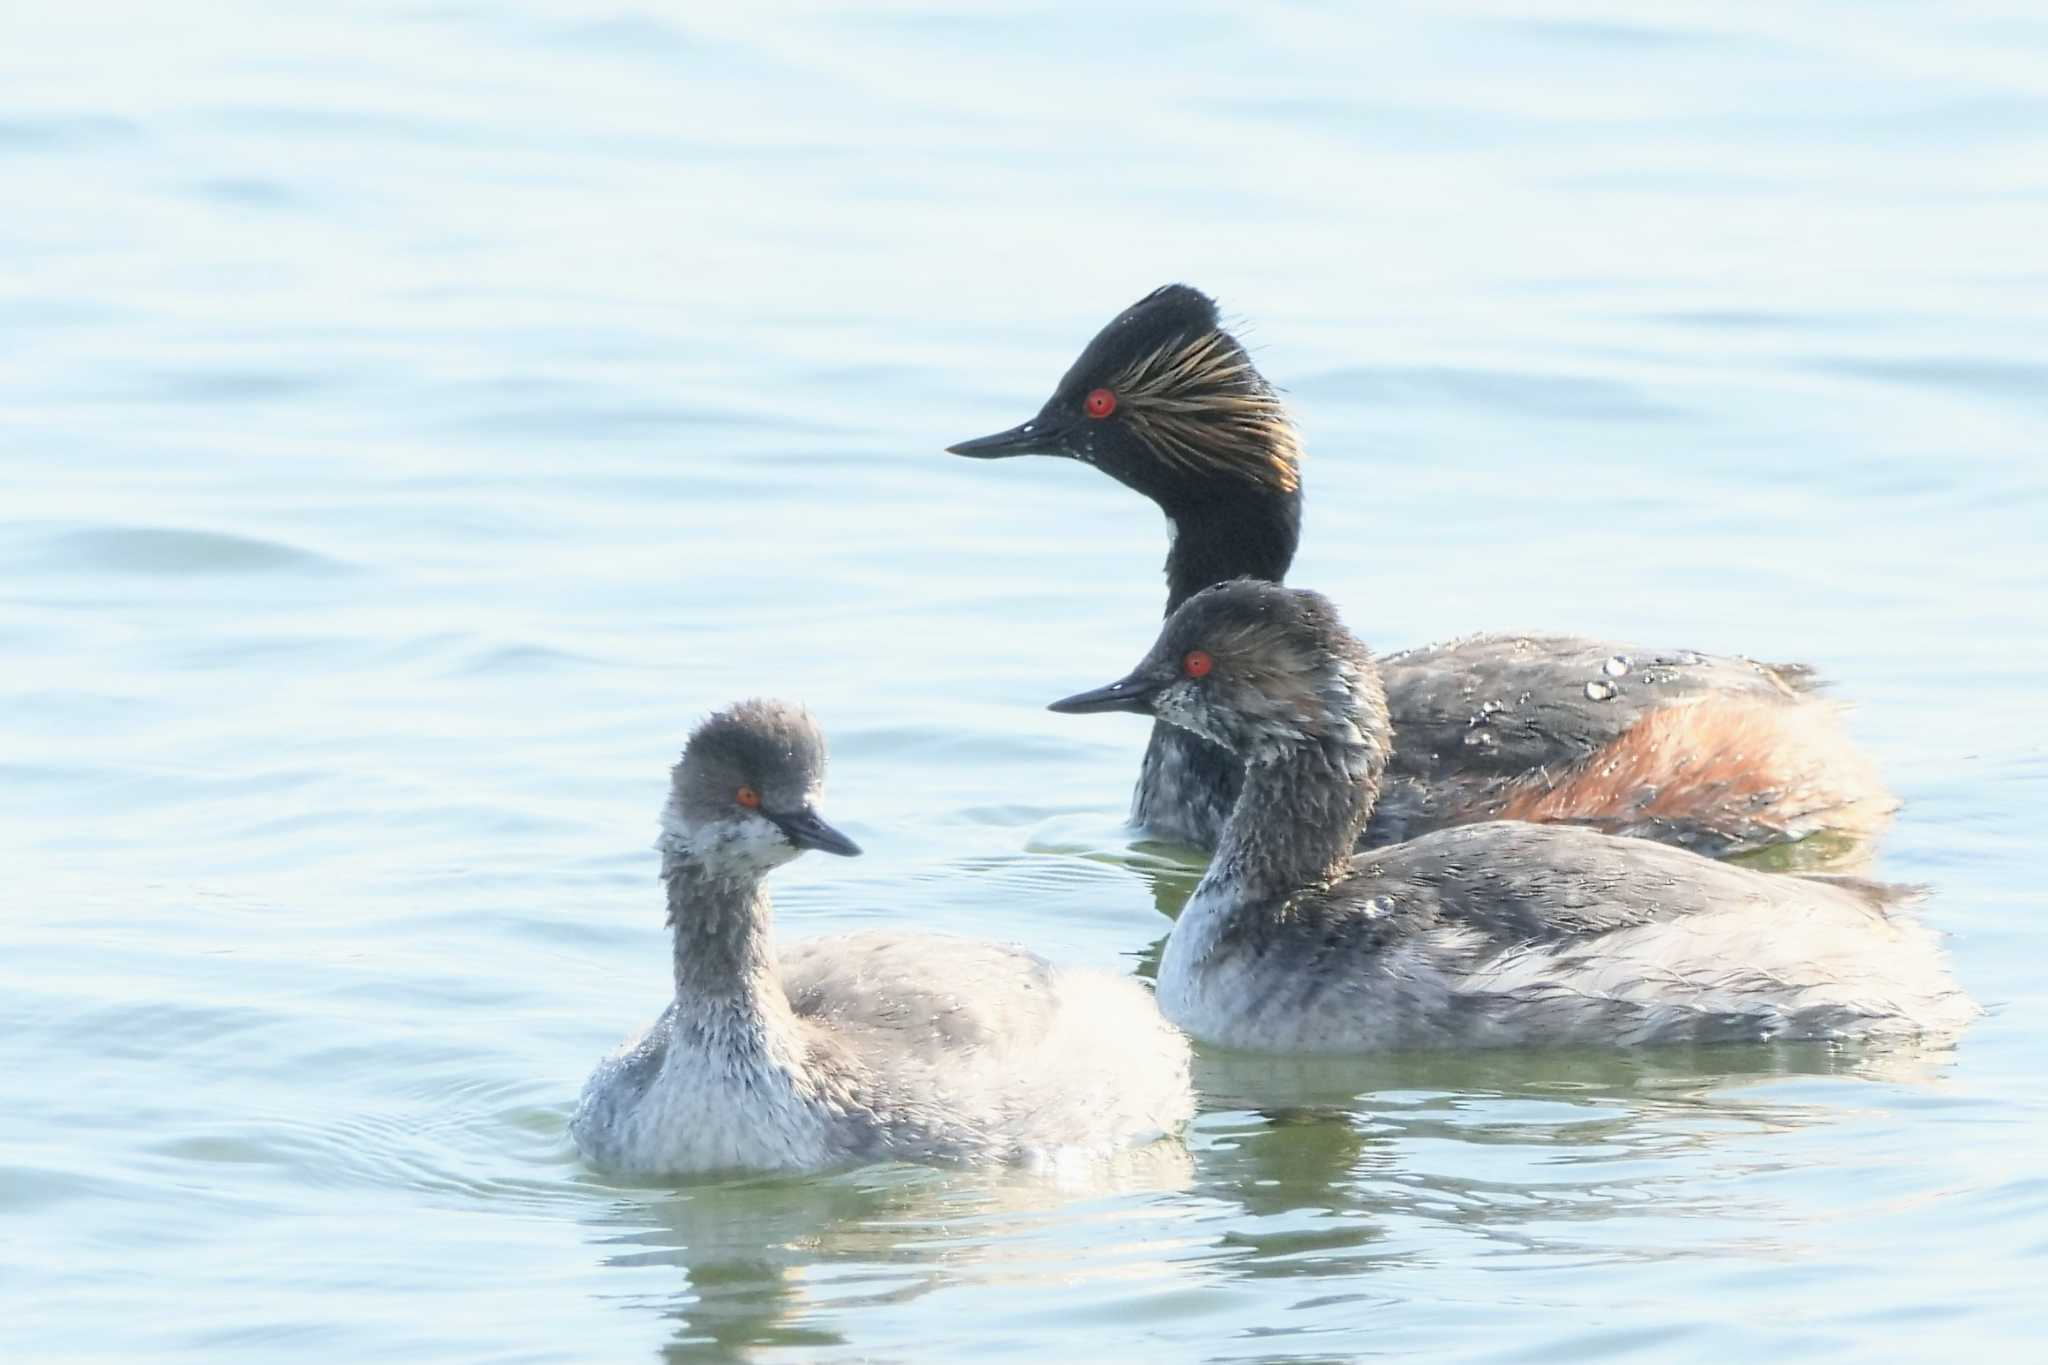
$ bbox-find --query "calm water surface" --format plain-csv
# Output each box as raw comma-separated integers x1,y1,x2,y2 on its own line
4,2,2046,1359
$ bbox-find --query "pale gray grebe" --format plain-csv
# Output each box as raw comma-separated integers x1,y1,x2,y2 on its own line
572,701,1192,1177
1049,581,1972,1054
951,285,1895,861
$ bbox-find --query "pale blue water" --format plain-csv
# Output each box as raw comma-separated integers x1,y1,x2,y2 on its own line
4,2,2046,1360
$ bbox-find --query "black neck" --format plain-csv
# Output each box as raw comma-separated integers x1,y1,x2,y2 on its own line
1161,485,1301,613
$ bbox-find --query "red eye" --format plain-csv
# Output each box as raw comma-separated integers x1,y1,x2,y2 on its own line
736,785,761,808
1083,388,1117,419
1183,649,1213,679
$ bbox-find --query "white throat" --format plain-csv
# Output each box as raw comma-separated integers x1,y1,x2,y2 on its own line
657,797,800,877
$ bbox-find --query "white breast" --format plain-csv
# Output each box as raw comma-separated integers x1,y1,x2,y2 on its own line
574,1014,839,1177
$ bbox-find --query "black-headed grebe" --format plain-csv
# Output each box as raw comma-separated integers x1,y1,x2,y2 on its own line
1050,581,1972,1054
571,701,1192,1177
951,285,1894,860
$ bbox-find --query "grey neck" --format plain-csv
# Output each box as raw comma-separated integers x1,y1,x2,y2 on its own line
662,855,785,1016
1209,730,1385,903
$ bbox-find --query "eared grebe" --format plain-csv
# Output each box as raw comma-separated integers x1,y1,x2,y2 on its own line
951,285,1894,860
572,701,1192,1177
1049,581,1972,1054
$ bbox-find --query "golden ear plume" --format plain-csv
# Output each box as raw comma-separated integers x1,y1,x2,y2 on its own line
1107,330,1302,494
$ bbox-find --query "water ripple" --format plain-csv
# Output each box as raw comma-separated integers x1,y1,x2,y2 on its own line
28,526,354,576
1292,365,1683,420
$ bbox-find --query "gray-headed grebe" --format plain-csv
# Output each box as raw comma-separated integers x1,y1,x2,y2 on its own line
952,285,1894,860
1049,581,1971,1054
572,701,1192,1177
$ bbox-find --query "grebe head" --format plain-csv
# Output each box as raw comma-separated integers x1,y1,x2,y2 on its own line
946,284,1301,510
661,699,861,875
1048,580,1377,764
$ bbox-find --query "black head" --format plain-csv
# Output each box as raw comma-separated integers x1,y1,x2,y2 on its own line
665,699,862,870
1047,580,1381,762
947,284,1302,510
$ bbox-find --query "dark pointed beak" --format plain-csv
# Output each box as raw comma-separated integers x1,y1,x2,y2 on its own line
1047,669,1162,716
946,417,1063,459
767,805,863,857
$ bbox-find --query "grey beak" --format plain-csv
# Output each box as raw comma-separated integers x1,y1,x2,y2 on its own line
767,805,863,857
1047,669,1161,716
946,418,1062,459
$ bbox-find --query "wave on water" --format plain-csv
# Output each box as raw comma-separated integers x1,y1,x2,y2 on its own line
28,526,354,576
